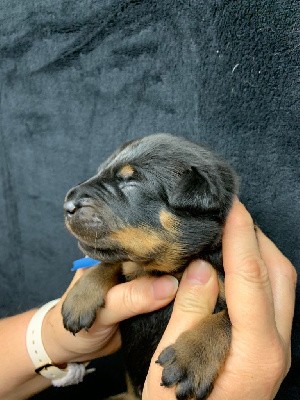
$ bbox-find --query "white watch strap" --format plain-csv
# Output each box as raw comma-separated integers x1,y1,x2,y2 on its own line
26,298,69,380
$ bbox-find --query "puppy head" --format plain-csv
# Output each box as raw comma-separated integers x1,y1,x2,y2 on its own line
64,133,238,272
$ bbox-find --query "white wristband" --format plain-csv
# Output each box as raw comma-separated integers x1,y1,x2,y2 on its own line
26,298,94,386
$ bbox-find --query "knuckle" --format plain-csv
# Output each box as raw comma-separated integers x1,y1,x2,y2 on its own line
176,286,213,315
275,257,298,287
269,343,289,380
283,351,292,377
285,260,298,286
274,358,288,382
256,345,288,387
229,203,254,229
238,254,269,285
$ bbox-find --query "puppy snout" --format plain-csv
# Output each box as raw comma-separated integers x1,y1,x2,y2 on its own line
64,197,94,216
64,185,95,216
64,200,79,215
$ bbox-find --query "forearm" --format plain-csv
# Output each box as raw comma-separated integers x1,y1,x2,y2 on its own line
0,310,51,399
0,272,178,399
0,298,118,400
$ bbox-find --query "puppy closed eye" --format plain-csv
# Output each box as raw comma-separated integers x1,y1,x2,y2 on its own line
116,165,139,189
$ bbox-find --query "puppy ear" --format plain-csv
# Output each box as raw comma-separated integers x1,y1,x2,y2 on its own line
168,167,220,215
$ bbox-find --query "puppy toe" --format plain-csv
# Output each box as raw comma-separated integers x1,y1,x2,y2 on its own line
195,382,213,400
156,345,176,365
175,378,193,400
161,362,185,387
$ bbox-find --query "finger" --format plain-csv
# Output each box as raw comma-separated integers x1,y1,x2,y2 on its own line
99,275,178,326
143,261,219,400
154,260,219,362
223,200,275,336
163,260,219,337
256,228,297,342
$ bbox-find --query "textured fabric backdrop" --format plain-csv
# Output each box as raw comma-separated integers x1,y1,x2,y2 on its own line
0,1,299,398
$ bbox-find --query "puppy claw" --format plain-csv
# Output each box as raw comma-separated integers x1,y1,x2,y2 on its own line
156,345,176,365
161,363,184,387
175,378,193,400
195,383,213,400
62,301,99,334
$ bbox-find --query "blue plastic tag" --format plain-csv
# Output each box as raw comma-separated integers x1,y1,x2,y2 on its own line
71,257,100,271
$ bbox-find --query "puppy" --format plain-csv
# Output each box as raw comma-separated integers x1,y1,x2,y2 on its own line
62,133,238,400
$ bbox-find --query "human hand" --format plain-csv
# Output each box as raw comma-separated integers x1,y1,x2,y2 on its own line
143,199,297,400
42,269,178,366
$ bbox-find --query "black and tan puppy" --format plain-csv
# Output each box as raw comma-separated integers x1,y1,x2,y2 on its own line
62,133,238,400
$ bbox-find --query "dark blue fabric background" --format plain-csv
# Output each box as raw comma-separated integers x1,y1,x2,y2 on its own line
0,1,299,398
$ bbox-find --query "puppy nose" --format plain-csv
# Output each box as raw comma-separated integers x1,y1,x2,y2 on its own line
64,200,79,215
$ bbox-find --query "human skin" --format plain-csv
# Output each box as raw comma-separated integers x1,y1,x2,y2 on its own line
143,200,297,400
0,271,178,399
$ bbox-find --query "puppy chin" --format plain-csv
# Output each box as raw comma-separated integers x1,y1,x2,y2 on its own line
78,241,126,263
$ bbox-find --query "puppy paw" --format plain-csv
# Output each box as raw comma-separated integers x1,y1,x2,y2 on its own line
61,263,121,334
61,268,108,334
156,311,231,400
156,343,214,399
61,288,105,334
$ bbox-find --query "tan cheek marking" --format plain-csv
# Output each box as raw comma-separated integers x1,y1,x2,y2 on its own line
119,164,134,178
159,209,179,233
111,226,184,273
110,226,163,257
144,242,184,273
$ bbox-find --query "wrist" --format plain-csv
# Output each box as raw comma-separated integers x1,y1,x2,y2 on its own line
42,299,111,364
26,299,95,387
42,300,81,365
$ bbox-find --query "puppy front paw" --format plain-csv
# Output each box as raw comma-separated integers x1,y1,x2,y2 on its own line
62,287,105,334
61,263,121,334
61,267,109,334
156,311,231,400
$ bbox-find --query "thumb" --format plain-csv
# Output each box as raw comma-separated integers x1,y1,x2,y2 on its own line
157,260,219,350
143,261,219,400
98,275,179,326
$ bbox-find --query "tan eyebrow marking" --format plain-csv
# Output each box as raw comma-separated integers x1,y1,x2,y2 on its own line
111,226,162,257
118,164,135,179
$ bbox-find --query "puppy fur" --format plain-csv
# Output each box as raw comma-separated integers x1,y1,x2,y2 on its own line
62,133,238,400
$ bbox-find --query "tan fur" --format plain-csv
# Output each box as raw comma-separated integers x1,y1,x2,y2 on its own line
122,261,147,280
142,243,183,273
159,209,179,233
218,276,225,303
118,164,135,178
111,226,183,273
111,226,163,257
159,310,231,395
62,263,122,332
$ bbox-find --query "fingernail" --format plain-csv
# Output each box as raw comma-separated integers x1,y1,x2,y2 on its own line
152,276,179,300
186,260,212,284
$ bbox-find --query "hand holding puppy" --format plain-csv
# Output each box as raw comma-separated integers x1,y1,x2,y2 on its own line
143,200,297,400
0,200,295,400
